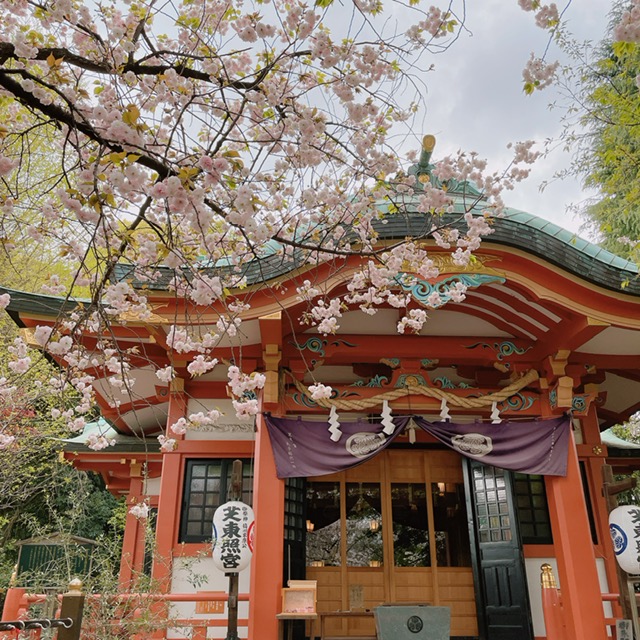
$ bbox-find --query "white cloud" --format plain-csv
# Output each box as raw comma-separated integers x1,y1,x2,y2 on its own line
414,0,611,236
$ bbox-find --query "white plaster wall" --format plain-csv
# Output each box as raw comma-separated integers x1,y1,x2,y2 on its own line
168,557,251,639
525,556,612,638
144,476,161,496
184,398,255,441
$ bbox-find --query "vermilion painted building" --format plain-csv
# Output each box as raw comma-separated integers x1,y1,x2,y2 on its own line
2,145,640,640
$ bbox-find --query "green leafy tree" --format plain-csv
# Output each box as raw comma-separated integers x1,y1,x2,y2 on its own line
556,4,640,263
0,107,119,597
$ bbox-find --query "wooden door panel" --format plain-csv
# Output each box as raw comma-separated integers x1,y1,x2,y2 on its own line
309,450,479,638
387,450,425,482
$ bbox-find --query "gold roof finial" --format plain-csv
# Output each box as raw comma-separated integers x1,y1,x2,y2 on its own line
417,135,436,172
423,134,436,152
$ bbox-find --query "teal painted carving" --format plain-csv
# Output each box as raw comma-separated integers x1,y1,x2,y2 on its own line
381,358,401,369
331,339,358,348
291,392,320,408
498,393,536,411
396,273,505,308
351,375,390,388
289,337,357,358
291,387,361,407
464,340,532,361
421,358,439,369
432,376,476,389
549,388,557,409
290,337,327,357
572,395,587,413
433,376,456,389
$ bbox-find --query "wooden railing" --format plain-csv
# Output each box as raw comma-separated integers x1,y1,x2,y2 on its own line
1,580,250,640
541,563,638,640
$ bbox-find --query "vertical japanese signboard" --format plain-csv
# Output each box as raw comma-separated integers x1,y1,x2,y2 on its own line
212,500,255,573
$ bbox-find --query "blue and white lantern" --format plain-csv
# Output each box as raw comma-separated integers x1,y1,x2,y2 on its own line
609,505,640,574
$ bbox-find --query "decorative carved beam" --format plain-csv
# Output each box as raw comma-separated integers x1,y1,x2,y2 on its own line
259,312,283,408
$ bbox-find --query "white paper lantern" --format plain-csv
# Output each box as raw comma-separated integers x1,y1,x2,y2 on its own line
609,505,640,574
213,500,255,573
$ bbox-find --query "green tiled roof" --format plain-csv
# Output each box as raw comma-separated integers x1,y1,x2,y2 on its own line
61,419,159,453
601,427,640,450
0,288,91,326
109,202,638,296
1,197,638,315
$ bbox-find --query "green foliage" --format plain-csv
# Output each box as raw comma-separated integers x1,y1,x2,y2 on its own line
0,107,90,296
0,106,115,599
609,415,640,504
562,7,640,264
612,413,640,443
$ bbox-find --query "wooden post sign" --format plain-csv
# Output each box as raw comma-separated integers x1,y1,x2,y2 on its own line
212,501,255,573
215,461,253,640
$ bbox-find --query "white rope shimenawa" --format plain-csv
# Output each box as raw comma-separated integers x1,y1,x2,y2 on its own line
287,368,540,412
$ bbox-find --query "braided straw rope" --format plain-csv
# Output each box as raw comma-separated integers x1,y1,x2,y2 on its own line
286,368,539,411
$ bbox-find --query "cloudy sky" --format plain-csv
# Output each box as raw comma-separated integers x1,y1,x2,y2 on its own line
405,0,613,238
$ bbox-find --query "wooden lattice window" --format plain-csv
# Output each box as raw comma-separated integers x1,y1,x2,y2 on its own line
179,459,253,543
514,473,553,545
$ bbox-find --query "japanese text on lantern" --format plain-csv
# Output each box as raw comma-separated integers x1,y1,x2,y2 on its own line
212,500,255,573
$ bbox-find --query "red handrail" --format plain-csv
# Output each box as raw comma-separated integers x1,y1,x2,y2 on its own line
2,586,250,640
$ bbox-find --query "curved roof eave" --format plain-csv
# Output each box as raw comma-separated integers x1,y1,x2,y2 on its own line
114,204,638,296
1,206,638,316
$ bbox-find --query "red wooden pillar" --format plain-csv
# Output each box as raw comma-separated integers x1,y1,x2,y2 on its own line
248,410,285,640
579,408,622,618
545,429,607,640
146,378,187,639
540,564,564,640
152,455,183,590
120,477,147,588
147,452,182,640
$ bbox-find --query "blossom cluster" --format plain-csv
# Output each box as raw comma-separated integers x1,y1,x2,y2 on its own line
614,1,640,43
309,383,334,400
0,0,564,454
129,502,150,519
169,409,223,435
227,366,266,418
517,1,559,29
523,55,559,92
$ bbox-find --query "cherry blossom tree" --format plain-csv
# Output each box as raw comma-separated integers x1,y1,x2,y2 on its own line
0,0,560,449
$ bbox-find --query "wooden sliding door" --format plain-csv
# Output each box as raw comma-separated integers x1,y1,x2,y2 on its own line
305,449,478,638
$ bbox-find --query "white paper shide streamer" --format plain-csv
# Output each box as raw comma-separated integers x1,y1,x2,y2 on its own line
439,398,450,421
381,400,395,435
328,405,342,442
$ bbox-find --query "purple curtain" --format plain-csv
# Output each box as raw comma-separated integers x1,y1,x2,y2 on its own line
264,414,570,478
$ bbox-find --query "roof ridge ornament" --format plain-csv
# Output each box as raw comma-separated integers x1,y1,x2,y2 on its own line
407,133,483,199
417,134,436,174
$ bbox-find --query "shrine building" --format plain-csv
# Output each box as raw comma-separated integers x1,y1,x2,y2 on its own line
2,137,640,640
